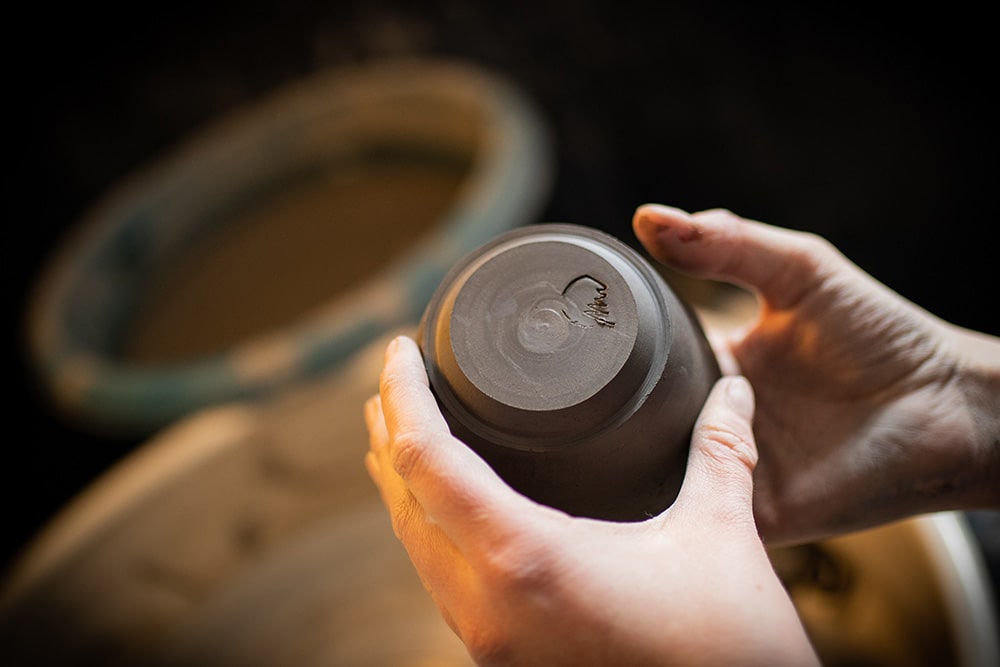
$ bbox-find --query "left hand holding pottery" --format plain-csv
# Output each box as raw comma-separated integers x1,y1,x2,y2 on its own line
364,336,819,667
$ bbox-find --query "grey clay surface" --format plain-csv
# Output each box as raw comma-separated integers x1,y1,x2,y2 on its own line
419,223,721,520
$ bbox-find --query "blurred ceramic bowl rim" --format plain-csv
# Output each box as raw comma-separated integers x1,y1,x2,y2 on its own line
25,58,553,435
916,512,1000,667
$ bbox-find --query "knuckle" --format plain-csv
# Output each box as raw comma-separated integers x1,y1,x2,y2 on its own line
390,429,431,480
461,623,512,666
699,423,758,471
794,230,840,268
762,230,838,307
379,368,409,402
388,492,421,542
697,207,736,219
481,537,558,600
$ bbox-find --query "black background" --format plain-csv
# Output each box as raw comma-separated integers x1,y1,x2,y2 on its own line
5,0,998,594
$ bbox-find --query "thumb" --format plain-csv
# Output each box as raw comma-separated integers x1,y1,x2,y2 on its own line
633,203,832,310
673,376,759,526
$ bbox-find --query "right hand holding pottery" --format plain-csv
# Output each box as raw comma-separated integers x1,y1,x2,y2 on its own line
633,204,1000,546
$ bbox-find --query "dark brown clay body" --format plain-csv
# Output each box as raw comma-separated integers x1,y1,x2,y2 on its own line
418,223,720,521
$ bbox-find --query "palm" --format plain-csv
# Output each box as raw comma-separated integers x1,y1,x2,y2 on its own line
726,259,958,543
630,203,988,543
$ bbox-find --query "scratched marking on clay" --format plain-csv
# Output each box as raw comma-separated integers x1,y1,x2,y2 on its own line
560,275,616,328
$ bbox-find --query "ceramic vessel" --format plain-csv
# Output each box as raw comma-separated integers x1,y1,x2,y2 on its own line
26,58,552,435
419,223,721,520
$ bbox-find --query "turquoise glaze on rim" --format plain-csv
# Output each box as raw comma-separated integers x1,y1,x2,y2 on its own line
27,59,553,434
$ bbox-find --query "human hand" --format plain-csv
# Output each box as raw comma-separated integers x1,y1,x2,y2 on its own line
633,204,1000,545
365,336,818,667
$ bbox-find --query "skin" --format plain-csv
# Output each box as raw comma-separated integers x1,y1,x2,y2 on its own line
366,338,819,666
364,204,999,664
632,204,1000,545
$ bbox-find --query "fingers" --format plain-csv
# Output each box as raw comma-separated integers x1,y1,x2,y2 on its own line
364,393,389,474
364,394,405,518
671,376,759,528
378,335,452,441
633,204,834,310
365,392,473,621
374,335,534,551
365,393,421,543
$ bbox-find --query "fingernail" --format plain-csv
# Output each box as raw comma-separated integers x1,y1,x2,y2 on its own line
384,336,405,366
725,376,754,420
387,336,401,354
639,203,689,222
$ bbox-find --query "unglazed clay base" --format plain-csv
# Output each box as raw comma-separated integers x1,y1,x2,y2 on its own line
419,223,721,520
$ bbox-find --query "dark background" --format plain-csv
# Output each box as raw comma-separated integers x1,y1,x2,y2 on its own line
5,0,998,595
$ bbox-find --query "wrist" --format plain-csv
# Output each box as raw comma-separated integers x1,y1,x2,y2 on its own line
947,325,1000,507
